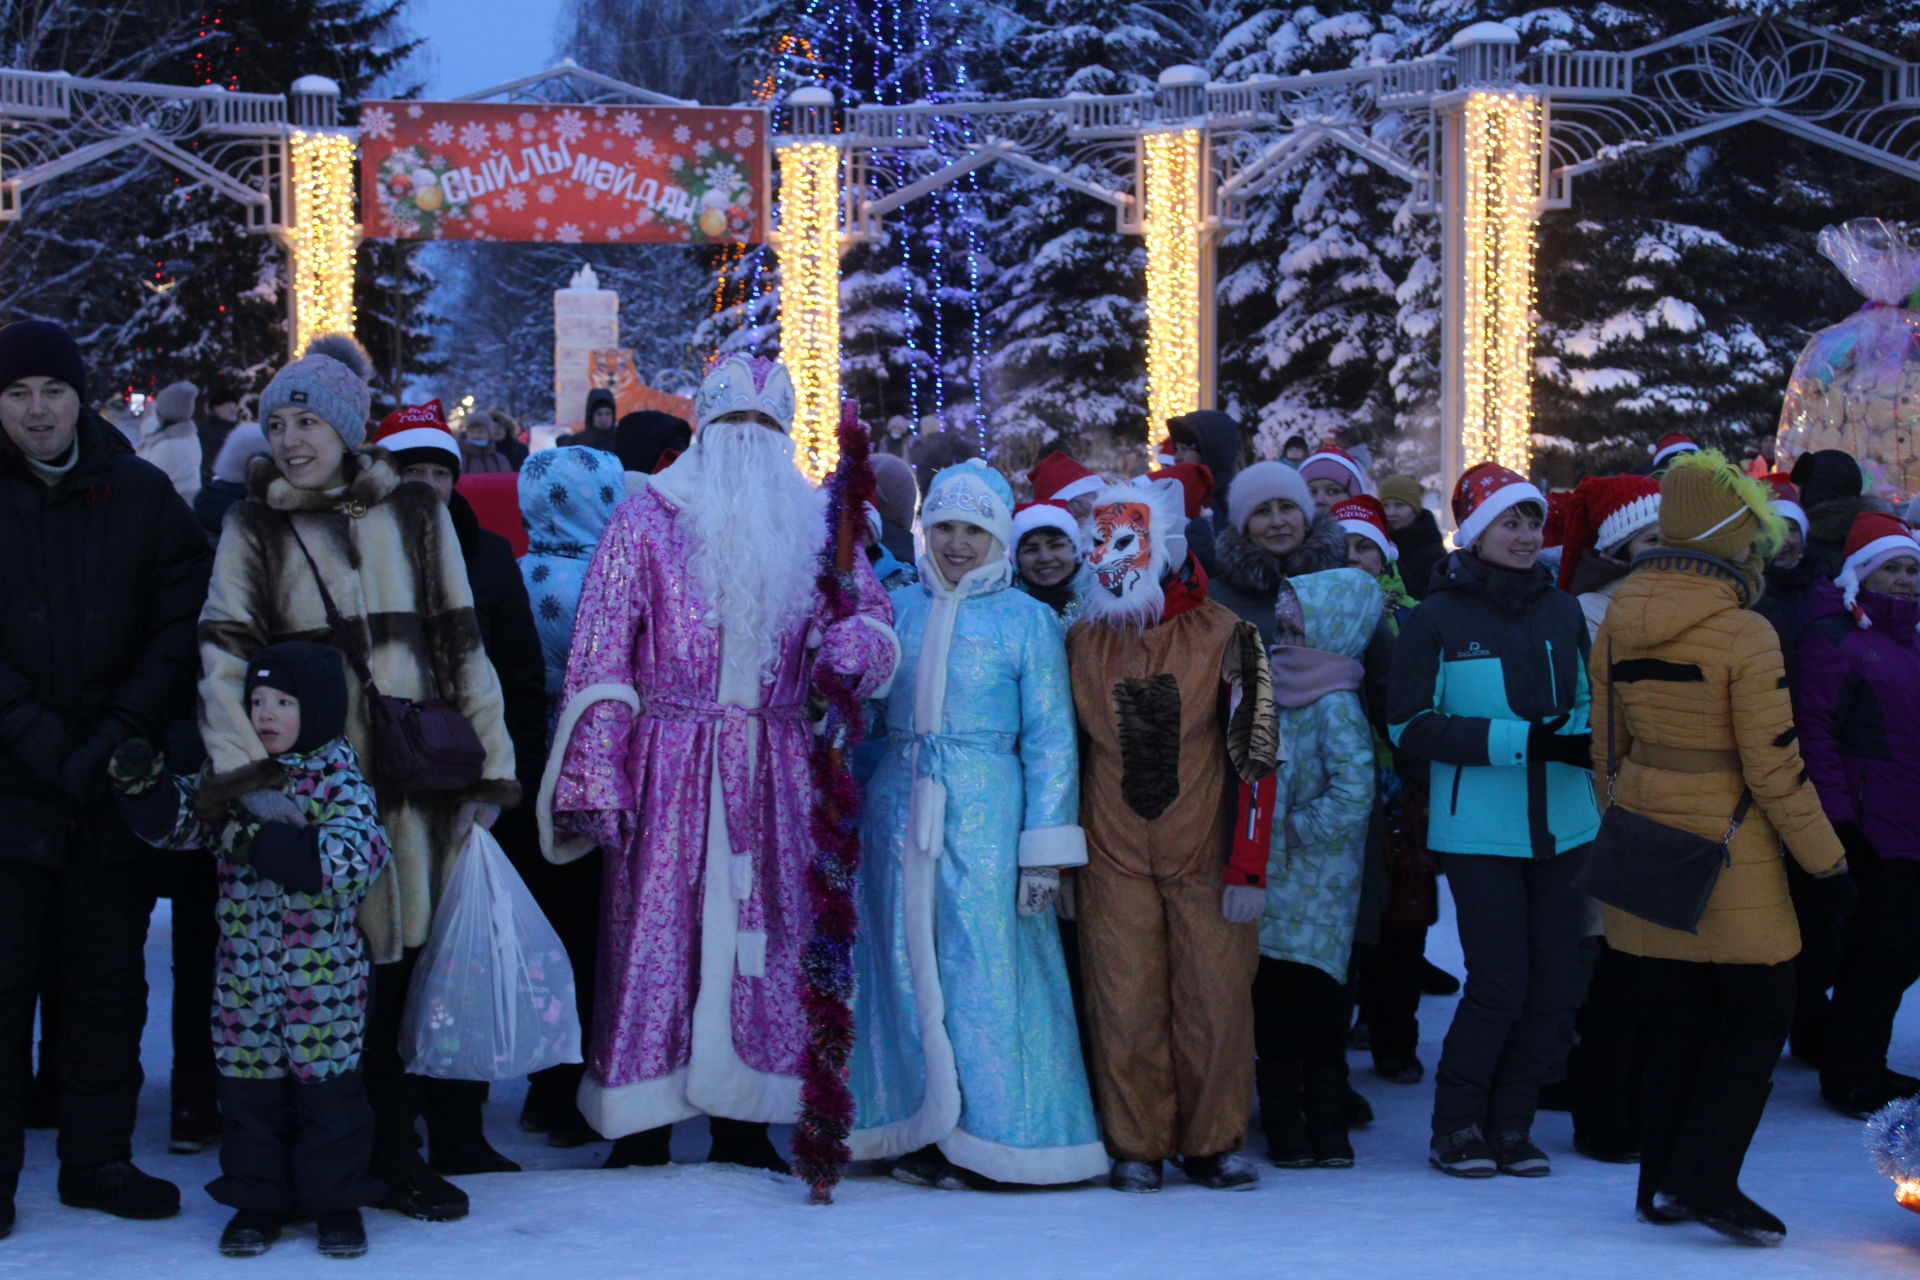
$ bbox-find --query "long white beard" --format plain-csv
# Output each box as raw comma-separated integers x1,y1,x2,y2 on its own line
665,421,826,679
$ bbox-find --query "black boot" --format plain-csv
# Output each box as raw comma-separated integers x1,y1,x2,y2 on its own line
374,1157,469,1222
424,1079,519,1175
1303,1057,1354,1168
706,1118,790,1174
1108,1159,1162,1193
317,1208,368,1258
219,1209,284,1257
1654,1189,1786,1246
57,1161,180,1220
168,1066,221,1155
1,1174,14,1240
1181,1152,1259,1190
1257,1059,1313,1169
1418,959,1460,996
604,1127,673,1169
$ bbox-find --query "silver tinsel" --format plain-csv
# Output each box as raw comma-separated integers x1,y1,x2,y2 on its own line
1865,1095,1920,1182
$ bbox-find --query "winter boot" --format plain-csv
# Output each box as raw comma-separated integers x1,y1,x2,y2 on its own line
57,1161,180,1220
1345,1085,1374,1128
374,1158,468,1222
1654,1189,1785,1247
604,1127,672,1169
890,1146,968,1190
168,1066,221,1155
1490,1131,1550,1178
1887,1067,1920,1098
1181,1152,1259,1191
424,1080,519,1175
1303,1056,1354,1168
1428,1127,1497,1179
317,1208,368,1258
707,1119,791,1175
1821,1080,1897,1120
1573,1123,1640,1165
1419,959,1460,996
1256,1059,1313,1169
1108,1160,1161,1194
1372,1056,1424,1085
0,1176,14,1241
219,1210,284,1257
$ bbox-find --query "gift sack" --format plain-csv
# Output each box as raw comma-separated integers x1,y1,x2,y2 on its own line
1777,218,1920,496
401,826,582,1080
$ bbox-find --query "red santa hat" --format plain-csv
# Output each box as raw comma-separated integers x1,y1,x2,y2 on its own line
1028,450,1102,505
1146,462,1214,520
1764,473,1808,540
1836,511,1920,624
1331,495,1397,563
1542,489,1572,550
1153,436,1177,469
1010,499,1080,552
1555,474,1662,591
1298,446,1372,498
1453,461,1547,552
1651,431,1700,470
372,399,460,468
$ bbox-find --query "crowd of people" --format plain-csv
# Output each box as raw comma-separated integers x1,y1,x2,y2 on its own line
1,316,1913,1260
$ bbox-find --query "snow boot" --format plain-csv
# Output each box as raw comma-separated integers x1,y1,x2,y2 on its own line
374,1158,468,1222
1655,1189,1785,1247
1257,1059,1313,1169
1181,1152,1259,1191
1419,960,1460,996
707,1119,791,1175
424,1080,519,1175
1428,1127,1497,1179
428,1138,520,1176
1347,1021,1371,1051
1821,1079,1897,1120
1305,1106,1354,1169
1491,1131,1550,1178
890,1146,969,1190
57,1161,180,1220
218,1209,284,1257
1573,1124,1640,1165
168,1066,221,1155
1108,1160,1162,1194
1263,1112,1315,1170
0,1182,13,1240
317,1208,368,1259
1887,1068,1920,1098
604,1127,672,1169
1372,1056,1424,1085
1345,1085,1373,1128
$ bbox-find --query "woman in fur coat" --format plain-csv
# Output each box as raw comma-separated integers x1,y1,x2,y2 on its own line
194,334,518,1225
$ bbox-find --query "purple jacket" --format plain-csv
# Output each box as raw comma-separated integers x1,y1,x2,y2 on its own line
1797,580,1920,861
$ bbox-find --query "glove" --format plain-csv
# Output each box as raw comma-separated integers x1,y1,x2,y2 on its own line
1018,867,1060,917
1056,873,1078,922
1527,714,1591,770
1812,867,1859,921
239,788,307,828
1221,884,1266,924
4,705,67,790
251,822,323,895
62,723,125,804
108,739,165,797
1832,821,1868,854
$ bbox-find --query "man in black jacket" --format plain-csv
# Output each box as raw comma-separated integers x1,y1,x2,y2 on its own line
0,320,210,1236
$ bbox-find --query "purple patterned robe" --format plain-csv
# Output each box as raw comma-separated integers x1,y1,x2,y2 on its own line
544,485,895,1138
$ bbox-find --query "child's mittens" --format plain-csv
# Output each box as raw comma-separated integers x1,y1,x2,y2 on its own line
1017,867,1061,917
108,738,164,797
239,787,307,828
251,822,324,895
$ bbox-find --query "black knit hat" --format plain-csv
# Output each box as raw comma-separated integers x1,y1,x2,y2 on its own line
244,642,348,756
1789,449,1865,515
0,319,87,399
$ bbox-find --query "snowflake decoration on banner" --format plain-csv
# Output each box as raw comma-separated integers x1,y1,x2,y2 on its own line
405,104,423,119
537,184,557,204
633,136,657,160
534,216,548,230
459,123,491,152
583,187,600,201
518,112,537,129
554,109,587,144
603,225,622,241
556,222,583,243
634,209,654,225
733,126,756,149
427,121,454,146
494,120,515,142
500,187,527,211
673,124,692,144
592,106,608,118
360,105,395,140
695,140,713,158
614,112,643,137
473,203,491,222
668,154,684,170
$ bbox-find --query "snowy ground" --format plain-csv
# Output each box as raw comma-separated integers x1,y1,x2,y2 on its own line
11,888,1920,1279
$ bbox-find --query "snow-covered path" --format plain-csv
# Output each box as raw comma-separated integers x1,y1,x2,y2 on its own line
10,888,1919,1279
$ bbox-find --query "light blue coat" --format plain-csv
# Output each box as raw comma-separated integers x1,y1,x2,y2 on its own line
516,446,625,707
848,550,1105,1184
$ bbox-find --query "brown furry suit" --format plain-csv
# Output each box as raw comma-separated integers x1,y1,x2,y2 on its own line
196,450,519,964
1069,598,1277,1163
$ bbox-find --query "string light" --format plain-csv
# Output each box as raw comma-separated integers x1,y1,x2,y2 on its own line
1141,128,1203,464
776,140,842,480
287,130,357,355
1460,90,1540,475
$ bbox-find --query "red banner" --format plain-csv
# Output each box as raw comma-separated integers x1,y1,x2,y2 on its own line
357,100,769,245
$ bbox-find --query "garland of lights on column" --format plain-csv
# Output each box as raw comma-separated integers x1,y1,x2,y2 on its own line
777,141,844,480
1141,129,1203,462
287,130,358,355
1460,90,1541,476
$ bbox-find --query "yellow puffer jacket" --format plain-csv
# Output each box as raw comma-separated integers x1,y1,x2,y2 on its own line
1590,552,1844,965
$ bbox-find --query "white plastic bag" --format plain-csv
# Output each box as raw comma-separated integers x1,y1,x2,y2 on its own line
401,827,583,1080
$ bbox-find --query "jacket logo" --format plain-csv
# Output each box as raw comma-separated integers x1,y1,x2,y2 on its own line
83,483,111,504
1453,640,1492,660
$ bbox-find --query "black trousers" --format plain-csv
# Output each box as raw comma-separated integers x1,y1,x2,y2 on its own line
363,948,496,1173
1627,953,1793,1209
156,855,220,1079
1785,857,1846,1063
209,1072,382,1216
0,857,156,1183
1823,835,1920,1093
1432,847,1587,1137
511,841,600,1124
1253,957,1350,1125
1354,922,1427,1063
1566,938,1650,1144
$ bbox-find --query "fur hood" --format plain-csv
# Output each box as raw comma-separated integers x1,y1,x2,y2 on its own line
1212,513,1349,596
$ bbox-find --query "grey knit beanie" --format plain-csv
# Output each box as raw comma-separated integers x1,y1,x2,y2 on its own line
257,334,374,450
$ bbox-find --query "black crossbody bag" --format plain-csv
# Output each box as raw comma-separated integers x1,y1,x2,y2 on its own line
1575,640,1751,934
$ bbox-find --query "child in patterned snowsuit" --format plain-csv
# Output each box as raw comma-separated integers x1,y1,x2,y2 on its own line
112,642,389,1258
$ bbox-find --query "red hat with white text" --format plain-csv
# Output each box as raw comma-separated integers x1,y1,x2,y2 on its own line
373,400,460,470
1332,495,1398,563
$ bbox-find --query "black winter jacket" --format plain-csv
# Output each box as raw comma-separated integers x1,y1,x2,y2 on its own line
449,490,547,799
0,412,209,863
1391,509,1446,601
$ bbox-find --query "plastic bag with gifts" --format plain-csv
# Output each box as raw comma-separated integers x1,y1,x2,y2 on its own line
1777,219,1920,495
401,826,582,1080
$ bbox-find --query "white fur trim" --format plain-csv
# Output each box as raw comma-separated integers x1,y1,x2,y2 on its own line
538,682,641,865
1300,450,1371,497
1594,493,1661,555
1455,478,1546,552
1838,532,1920,618
1651,439,1699,468
376,424,459,464
736,930,767,979
938,1129,1108,1186
1011,504,1080,553
579,1068,700,1138
1338,518,1397,563
1018,824,1088,869
1771,499,1808,540
1050,473,1102,505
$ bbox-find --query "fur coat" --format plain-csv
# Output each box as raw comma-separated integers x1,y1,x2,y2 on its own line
196,450,519,964
1209,515,1351,644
